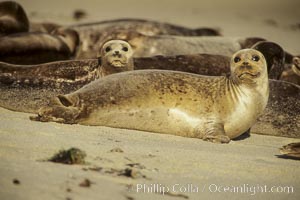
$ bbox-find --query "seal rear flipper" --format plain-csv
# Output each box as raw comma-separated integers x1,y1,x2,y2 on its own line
30,95,84,124
30,105,82,124
278,142,300,160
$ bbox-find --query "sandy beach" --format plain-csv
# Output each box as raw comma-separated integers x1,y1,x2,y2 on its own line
0,0,300,199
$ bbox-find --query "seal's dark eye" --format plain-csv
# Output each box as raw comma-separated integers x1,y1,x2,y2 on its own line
252,55,260,62
122,47,128,52
234,56,241,63
105,46,111,52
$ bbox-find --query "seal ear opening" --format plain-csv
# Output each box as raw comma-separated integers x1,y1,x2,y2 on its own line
57,95,73,107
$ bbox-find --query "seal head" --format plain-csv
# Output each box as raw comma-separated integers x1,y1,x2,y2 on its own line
231,49,268,86
97,40,134,76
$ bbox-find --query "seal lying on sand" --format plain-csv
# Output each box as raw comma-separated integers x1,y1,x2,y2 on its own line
0,29,79,64
31,49,269,143
0,1,29,35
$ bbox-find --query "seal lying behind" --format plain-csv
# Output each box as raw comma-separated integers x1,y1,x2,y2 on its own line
69,18,220,37
31,49,269,143
0,1,29,35
0,29,79,64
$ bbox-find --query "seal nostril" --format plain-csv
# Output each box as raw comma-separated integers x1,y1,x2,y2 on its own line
246,65,253,70
243,62,249,65
115,51,119,54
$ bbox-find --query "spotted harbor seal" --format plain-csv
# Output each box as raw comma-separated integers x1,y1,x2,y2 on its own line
31,49,269,143
0,1,29,35
97,40,134,76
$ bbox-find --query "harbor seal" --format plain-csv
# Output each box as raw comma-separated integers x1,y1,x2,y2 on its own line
31,49,269,143
0,28,79,64
0,1,29,35
97,40,134,77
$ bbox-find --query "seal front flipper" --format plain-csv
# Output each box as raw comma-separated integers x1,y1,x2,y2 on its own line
30,94,84,124
278,142,300,160
292,57,300,76
195,121,230,144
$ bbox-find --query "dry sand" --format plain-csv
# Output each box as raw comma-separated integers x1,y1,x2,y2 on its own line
1,107,300,200
1,0,300,199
